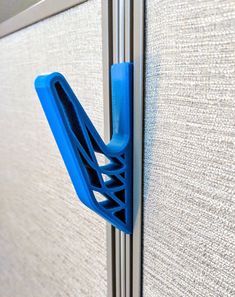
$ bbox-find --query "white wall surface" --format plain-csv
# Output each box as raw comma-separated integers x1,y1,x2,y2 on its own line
143,0,235,296
0,1,107,296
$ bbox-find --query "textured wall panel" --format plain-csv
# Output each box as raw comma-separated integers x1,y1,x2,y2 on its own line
0,1,107,297
143,0,235,296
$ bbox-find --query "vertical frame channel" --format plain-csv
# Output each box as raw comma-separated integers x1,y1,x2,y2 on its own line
102,1,144,296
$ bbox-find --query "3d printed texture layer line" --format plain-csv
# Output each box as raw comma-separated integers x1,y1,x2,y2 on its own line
35,63,133,233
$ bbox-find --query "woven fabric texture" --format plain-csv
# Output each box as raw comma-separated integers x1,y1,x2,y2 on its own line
0,1,107,297
143,0,235,296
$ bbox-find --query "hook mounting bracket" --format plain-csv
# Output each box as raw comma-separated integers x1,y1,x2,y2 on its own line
35,63,133,234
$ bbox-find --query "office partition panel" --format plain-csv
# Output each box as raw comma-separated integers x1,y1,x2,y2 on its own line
143,1,235,296
0,1,107,296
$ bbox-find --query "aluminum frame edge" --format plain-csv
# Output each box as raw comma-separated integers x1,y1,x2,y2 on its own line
0,0,87,38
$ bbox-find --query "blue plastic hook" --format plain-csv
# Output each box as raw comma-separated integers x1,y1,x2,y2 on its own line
35,63,133,234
